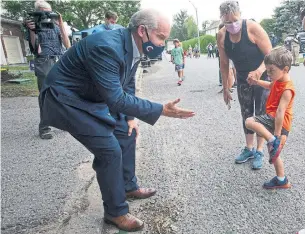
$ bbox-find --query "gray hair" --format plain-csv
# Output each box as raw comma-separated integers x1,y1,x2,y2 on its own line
219,1,240,17
35,0,52,10
128,9,161,31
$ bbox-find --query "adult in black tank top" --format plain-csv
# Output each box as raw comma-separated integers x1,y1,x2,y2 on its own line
217,1,272,169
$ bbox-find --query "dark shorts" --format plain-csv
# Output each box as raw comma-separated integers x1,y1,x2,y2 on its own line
175,64,184,71
254,114,289,136
237,77,270,134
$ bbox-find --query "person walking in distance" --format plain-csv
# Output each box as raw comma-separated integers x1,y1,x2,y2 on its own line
291,33,300,66
171,39,185,86
188,45,193,58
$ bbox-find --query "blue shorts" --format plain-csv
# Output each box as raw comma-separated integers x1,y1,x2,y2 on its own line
175,64,184,71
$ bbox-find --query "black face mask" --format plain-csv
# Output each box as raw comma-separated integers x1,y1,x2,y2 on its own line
141,26,165,58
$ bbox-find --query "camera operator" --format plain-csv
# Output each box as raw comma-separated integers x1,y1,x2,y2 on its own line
25,0,70,139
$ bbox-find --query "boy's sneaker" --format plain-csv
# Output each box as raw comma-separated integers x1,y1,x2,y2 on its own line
267,136,283,164
263,176,291,189
252,151,264,170
235,147,255,164
177,80,182,86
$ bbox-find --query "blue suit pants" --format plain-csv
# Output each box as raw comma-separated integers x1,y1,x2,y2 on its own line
71,117,138,217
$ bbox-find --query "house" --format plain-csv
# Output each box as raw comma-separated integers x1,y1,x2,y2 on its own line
205,20,221,37
1,16,29,65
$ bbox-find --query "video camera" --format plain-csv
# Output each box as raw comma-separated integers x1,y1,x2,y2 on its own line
24,11,59,32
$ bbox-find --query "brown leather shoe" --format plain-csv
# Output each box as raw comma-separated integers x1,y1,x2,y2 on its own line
104,213,144,232
126,188,157,199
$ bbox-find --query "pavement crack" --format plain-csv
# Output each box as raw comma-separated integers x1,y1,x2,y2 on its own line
57,174,96,232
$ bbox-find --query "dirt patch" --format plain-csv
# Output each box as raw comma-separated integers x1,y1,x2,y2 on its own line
135,199,181,234
1,71,38,97
1,70,22,83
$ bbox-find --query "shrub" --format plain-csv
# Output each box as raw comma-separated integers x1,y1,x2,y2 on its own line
181,35,216,53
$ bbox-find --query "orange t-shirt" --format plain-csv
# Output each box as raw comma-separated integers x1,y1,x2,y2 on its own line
266,80,295,131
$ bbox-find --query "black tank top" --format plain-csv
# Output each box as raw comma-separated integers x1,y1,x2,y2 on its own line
224,19,266,83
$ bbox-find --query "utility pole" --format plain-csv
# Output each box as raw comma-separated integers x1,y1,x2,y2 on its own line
188,0,200,53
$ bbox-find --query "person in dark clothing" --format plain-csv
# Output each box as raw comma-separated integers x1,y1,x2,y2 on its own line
269,33,278,48
217,1,272,169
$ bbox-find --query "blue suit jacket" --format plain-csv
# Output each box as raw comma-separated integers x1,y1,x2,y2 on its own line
40,28,163,136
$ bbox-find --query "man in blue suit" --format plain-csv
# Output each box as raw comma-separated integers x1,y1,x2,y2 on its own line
40,9,195,231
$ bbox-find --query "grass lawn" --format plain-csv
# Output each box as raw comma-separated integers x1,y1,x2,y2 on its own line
2,65,31,71
1,70,38,97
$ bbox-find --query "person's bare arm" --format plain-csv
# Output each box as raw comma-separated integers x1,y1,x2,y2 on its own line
217,28,229,88
56,12,71,49
274,90,293,136
255,80,272,90
247,21,272,84
250,21,272,71
217,28,232,104
29,30,36,49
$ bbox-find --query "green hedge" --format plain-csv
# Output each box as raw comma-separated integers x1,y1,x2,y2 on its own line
181,35,216,53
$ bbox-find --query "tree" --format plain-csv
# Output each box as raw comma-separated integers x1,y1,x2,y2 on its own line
272,0,305,40
1,0,140,30
185,16,197,39
260,18,276,35
1,1,35,20
170,10,188,41
201,20,210,32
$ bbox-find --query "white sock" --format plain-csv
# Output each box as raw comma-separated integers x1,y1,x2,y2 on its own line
277,176,286,181
268,136,276,143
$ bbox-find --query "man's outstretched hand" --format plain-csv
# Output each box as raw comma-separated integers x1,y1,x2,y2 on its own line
162,99,195,119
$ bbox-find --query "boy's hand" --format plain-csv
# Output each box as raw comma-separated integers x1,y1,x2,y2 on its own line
247,69,262,85
248,78,258,86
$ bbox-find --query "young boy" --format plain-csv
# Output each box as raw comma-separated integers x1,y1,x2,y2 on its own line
245,47,295,189
171,39,185,86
